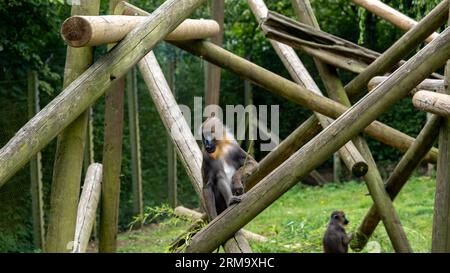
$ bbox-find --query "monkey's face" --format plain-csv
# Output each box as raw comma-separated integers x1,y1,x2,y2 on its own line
330,211,349,227
202,133,217,154
201,117,227,154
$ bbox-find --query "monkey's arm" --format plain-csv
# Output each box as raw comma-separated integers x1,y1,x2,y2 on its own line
217,172,241,206
232,147,259,195
203,182,217,221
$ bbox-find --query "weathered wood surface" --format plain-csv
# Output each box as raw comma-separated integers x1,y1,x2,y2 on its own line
72,163,102,253
345,0,448,98
248,0,368,177
0,0,206,189
204,0,224,105
172,40,439,163
62,16,220,47
167,57,178,208
350,115,441,252
413,91,450,118
27,70,45,250
432,59,450,252
98,0,126,253
137,51,251,253
369,76,443,94
291,0,410,252
351,0,439,43
182,24,450,253
45,0,100,253
174,206,267,242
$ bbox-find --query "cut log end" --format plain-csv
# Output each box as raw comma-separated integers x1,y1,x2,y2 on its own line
61,16,92,47
352,161,369,177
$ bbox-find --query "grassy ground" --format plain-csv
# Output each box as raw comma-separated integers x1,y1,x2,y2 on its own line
111,175,436,253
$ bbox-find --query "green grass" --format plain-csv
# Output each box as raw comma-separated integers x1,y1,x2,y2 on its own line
114,176,436,253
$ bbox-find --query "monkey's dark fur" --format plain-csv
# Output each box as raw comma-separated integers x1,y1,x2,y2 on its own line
201,116,258,220
323,211,352,253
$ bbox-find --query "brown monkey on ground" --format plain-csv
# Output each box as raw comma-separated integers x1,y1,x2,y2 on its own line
201,116,258,220
323,211,352,253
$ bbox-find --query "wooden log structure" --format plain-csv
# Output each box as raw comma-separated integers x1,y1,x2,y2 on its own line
174,206,268,243
345,0,448,99
27,70,45,250
432,60,450,252
46,0,100,253
0,0,206,189
98,0,127,253
351,115,441,251
290,0,410,252
413,91,450,118
180,23,450,253
72,163,103,253
369,76,444,94
247,0,368,178
170,40,439,163
137,51,251,252
351,0,439,43
167,57,178,208
61,16,220,47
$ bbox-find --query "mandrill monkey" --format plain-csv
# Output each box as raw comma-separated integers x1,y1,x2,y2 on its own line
323,211,353,253
201,115,258,221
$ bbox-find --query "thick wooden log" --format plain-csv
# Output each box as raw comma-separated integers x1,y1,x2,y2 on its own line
413,91,450,118
350,114,441,252
182,24,450,253
62,16,220,47
204,0,224,105
245,116,321,191
98,0,126,254
369,76,443,94
345,0,448,98
27,70,45,250
432,59,450,252
72,163,102,253
247,0,368,178
167,57,177,208
137,51,251,253
174,206,267,243
291,0,411,252
45,0,100,253
0,0,205,188
171,40,439,163
351,0,439,43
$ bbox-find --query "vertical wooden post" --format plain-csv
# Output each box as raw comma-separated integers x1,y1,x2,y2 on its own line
333,153,341,183
432,57,450,252
204,0,224,105
427,113,435,176
98,0,126,253
27,70,45,250
167,55,178,208
83,107,96,240
127,67,144,222
244,79,255,156
46,0,100,252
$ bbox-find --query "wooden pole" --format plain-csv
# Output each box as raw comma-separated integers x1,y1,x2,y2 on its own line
182,25,450,253
350,115,441,251
351,0,439,43
98,0,127,253
247,0,368,178
0,0,205,188
413,91,450,118
368,76,443,94
171,40,439,163
204,0,224,105
27,70,45,250
72,163,102,253
137,51,251,252
45,0,100,253
62,16,220,47
432,56,450,252
345,0,448,99
127,67,144,220
167,55,178,208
